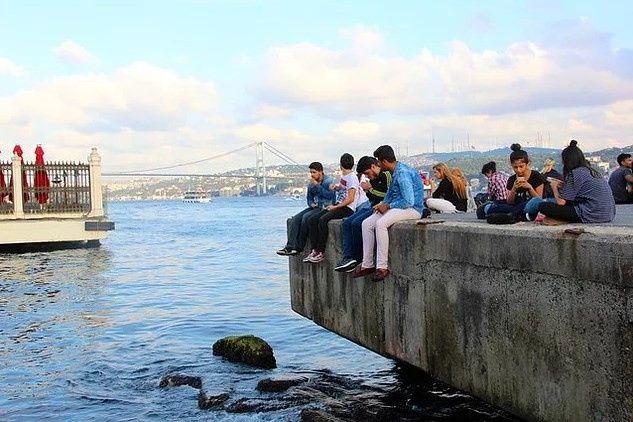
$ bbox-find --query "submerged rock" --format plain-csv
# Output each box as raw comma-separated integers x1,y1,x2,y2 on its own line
198,391,230,410
257,375,308,392
300,408,347,422
212,335,276,369
159,374,202,389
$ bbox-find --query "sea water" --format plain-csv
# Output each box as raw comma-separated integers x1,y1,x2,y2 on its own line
0,197,518,421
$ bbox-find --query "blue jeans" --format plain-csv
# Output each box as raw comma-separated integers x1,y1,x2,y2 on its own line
342,206,374,261
524,197,557,217
286,207,322,251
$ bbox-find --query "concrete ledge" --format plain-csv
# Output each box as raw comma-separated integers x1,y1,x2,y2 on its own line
289,218,633,421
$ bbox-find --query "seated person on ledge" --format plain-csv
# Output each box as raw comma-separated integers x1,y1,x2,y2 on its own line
608,153,633,204
538,140,615,225
425,162,467,213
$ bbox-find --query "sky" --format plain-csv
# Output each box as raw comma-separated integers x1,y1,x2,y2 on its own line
1,0,633,174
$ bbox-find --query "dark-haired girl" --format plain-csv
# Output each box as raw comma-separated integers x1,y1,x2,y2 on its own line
506,143,545,218
538,140,615,224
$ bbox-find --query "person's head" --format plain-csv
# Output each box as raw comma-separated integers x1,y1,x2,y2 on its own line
373,145,397,171
541,158,556,174
309,161,324,181
432,162,449,179
451,167,467,183
357,156,381,180
617,153,633,168
561,140,600,178
481,161,497,177
339,153,354,171
509,143,530,177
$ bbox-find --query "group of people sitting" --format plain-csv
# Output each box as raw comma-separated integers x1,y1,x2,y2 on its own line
277,140,626,281
277,145,423,282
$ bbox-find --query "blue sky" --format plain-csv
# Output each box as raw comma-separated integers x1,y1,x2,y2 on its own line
1,0,633,172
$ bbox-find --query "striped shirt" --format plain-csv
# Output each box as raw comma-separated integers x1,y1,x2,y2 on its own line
560,167,615,223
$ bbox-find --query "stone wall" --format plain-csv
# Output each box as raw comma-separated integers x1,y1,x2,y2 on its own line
288,219,633,421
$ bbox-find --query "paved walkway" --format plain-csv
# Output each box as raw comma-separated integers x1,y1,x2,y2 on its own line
424,204,633,227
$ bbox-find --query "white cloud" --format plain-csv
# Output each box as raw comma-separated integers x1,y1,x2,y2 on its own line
0,57,25,76
339,25,385,51
53,40,99,65
334,120,381,140
256,20,633,119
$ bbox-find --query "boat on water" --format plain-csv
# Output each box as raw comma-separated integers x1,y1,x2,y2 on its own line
0,147,114,252
182,190,212,203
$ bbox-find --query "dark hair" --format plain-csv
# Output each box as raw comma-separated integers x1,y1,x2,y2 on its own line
616,153,631,166
481,161,497,175
561,140,601,180
309,162,323,172
340,153,354,170
373,145,396,163
356,156,378,173
509,143,529,164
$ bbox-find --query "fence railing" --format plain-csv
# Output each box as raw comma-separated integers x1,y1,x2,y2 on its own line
0,148,106,219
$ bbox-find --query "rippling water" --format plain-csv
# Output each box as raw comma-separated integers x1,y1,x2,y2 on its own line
0,198,519,421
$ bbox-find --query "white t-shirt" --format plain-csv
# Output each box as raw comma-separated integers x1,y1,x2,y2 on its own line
356,174,370,209
336,172,360,211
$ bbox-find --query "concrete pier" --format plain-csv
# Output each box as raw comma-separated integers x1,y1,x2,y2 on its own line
288,212,633,421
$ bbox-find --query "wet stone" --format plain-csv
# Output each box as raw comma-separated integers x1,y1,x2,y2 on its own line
212,335,276,369
257,375,308,392
300,409,347,422
198,391,230,410
159,374,202,389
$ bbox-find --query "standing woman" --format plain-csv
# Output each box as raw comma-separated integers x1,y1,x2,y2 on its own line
506,143,545,219
426,162,467,212
538,140,615,224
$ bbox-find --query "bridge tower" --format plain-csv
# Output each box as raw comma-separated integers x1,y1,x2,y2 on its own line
255,141,267,196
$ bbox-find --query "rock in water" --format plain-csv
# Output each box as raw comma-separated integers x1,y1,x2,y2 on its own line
256,376,308,392
212,335,276,369
159,374,202,389
198,391,230,410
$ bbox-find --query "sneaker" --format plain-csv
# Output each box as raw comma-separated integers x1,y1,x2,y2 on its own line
308,251,324,263
276,247,292,256
345,262,360,272
302,250,317,263
334,257,358,272
534,212,546,223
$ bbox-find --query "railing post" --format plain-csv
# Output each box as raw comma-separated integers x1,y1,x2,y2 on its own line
12,154,24,218
88,148,104,217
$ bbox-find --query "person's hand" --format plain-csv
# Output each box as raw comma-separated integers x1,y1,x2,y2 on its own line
549,178,563,190
374,203,390,214
326,204,337,211
513,178,525,191
310,203,318,208
360,181,371,191
330,183,340,191
310,177,318,186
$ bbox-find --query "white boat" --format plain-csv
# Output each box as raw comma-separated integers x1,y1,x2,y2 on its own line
182,190,212,203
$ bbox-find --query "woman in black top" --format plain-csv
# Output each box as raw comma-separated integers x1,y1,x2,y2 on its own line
506,143,545,218
426,162,467,212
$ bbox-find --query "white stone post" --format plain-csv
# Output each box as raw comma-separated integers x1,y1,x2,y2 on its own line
11,154,24,218
88,148,104,217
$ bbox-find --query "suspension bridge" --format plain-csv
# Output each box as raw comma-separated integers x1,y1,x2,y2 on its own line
103,141,305,195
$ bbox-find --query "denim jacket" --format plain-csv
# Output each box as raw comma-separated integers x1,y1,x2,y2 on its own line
306,175,335,208
383,162,425,214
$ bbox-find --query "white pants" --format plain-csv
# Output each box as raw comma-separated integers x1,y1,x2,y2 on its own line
425,198,457,213
361,208,422,270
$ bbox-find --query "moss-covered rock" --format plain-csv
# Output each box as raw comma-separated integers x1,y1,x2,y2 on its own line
212,335,276,369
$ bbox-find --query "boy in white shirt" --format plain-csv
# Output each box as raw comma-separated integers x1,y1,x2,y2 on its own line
304,153,359,263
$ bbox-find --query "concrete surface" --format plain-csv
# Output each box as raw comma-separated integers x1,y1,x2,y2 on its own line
288,205,633,421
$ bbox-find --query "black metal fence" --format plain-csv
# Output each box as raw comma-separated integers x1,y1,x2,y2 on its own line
0,161,92,215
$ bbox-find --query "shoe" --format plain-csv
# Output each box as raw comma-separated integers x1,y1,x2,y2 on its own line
534,212,546,223
351,267,376,278
302,250,317,263
372,268,390,282
334,257,358,272
345,262,360,272
308,251,324,263
276,247,292,256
